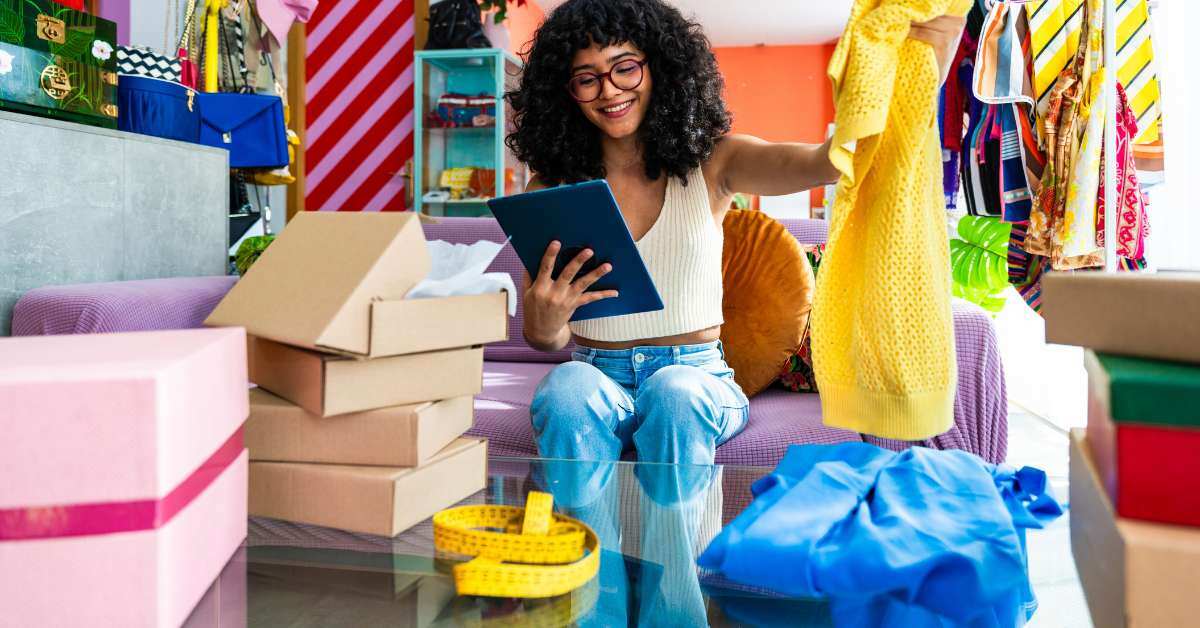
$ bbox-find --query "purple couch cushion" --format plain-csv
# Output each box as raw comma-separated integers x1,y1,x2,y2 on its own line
471,360,861,463
10,276,238,337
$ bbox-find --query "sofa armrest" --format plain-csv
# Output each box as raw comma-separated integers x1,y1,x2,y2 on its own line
864,301,1008,464
779,218,829,246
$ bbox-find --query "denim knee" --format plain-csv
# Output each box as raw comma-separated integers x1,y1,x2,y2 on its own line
635,365,721,429
530,361,603,433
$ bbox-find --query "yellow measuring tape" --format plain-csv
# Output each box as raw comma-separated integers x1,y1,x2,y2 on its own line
433,491,600,598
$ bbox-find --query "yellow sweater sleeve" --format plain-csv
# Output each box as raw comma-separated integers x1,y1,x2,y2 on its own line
812,0,972,440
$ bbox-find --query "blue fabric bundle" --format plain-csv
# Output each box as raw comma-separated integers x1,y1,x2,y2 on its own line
698,443,1062,628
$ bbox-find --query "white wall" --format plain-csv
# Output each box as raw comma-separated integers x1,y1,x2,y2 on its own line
1144,0,1199,272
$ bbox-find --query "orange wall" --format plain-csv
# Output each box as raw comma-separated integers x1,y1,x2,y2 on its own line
506,2,546,58
713,44,836,143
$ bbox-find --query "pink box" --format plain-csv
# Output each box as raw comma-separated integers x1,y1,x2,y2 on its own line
1,452,248,627
0,328,250,626
0,328,248,508
183,547,248,628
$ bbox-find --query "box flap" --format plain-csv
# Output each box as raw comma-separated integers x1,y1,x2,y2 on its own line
206,212,431,356
1085,350,1200,429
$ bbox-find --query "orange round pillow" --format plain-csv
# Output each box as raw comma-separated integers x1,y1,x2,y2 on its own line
721,210,816,397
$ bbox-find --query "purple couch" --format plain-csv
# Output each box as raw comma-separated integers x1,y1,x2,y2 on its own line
422,218,1008,466
10,217,1007,467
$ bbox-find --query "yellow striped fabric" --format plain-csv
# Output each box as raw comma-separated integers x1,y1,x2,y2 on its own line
1027,0,1160,144
1026,0,1085,119
1115,0,1161,143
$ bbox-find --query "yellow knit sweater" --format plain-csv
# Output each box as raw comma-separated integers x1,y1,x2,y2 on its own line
812,0,971,440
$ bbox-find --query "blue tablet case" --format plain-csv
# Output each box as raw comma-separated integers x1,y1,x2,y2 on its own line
487,180,664,322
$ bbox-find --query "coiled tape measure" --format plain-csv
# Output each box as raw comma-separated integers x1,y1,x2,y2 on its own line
433,491,600,598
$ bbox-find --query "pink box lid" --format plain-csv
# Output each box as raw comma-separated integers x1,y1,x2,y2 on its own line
0,328,248,509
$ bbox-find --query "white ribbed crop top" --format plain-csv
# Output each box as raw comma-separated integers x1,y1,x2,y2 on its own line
570,168,725,342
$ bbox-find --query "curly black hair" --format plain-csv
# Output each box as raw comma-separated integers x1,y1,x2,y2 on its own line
505,0,731,186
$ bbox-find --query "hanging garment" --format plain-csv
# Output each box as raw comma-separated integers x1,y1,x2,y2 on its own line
1097,82,1151,263
1023,0,1102,267
998,105,1036,222
974,0,1035,108
1054,67,1105,268
1007,223,1046,312
1115,0,1161,144
812,0,972,441
941,17,981,211
698,443,1064,628
1025,0,1085,128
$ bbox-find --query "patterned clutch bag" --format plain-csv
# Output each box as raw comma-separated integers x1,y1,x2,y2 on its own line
116,46,183,82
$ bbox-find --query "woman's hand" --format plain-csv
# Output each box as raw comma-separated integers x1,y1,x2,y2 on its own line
522,241,618,351
909,14,966,86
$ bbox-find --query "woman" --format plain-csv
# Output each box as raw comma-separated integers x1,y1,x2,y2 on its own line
507,0,964,466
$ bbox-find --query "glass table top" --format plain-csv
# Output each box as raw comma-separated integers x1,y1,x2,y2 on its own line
187,457,1087,627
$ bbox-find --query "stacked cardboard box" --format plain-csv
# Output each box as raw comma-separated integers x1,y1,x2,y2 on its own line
206,211,509,537
1044,272,1200,628
0,328,249,626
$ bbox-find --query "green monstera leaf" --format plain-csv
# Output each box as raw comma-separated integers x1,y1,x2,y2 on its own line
950,216,1012,314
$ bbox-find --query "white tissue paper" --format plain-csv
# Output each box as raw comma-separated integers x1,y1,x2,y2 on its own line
406,240,517,315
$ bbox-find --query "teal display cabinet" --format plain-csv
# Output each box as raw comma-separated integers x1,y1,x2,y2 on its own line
414,48,526,217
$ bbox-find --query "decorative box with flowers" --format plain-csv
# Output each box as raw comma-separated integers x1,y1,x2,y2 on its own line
0,0,118,129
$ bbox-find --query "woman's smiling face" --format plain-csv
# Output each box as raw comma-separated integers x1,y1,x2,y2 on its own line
569,42,652,141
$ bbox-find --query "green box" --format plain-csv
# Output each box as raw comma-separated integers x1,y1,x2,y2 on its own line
0,0,118,129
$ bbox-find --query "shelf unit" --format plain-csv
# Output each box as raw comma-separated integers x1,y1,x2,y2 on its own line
413,49,526,217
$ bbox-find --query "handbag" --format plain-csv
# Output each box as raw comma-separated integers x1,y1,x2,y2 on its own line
117,75,200,143
196,90,289,168
116,47,184,82
195,1,288,169
426,0,490,50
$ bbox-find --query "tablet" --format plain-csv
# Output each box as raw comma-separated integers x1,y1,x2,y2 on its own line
487,180,664,322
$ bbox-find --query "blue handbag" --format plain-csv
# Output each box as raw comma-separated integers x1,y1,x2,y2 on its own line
195,92,289,169
117,75,200,143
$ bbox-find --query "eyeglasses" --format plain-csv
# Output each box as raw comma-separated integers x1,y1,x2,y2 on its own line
567,58,649,103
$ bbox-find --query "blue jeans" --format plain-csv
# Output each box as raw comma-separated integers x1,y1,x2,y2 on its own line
530,341,750,466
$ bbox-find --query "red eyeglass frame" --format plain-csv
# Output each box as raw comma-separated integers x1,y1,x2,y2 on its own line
566,58,650,103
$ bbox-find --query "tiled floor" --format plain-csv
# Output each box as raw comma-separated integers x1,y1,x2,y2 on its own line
1007,407,1093,628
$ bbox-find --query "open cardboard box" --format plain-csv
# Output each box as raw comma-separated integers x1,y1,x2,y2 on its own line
245,388,475,466
206,211,508,359
1069,429,1200,628
249,437,488,537
1043,272,1200,364
248,336,483,417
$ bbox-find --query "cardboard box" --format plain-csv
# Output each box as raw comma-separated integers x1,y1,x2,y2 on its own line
1070,429,1200,628
248,336,484,417
205,211,508,358
246,388,475,466
249,438,488,537
1043,272,1200,363
1085,350,1200,526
